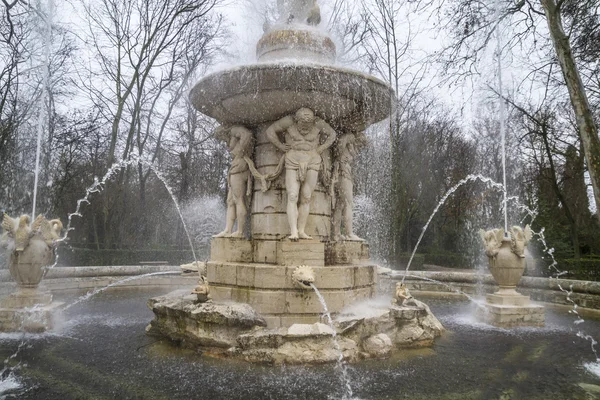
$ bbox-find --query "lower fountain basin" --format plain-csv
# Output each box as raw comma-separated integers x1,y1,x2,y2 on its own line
2,287,600,399
189,62,393,129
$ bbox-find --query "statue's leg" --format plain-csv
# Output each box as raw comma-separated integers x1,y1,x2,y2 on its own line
215,190,235,237
297,170,318,239
229,172,248,238
332,184,343,241
341,177,362,241
286,169,300,240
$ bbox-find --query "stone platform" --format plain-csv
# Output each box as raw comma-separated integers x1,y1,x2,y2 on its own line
476,290,545,328
207,237,375,328
0,288,62,332
207,260,376,328
147,290,444,364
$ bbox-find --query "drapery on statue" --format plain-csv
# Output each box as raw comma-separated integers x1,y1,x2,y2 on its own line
332,131,367,241
277,0,321,25
214,125,254,238
266,108,336,240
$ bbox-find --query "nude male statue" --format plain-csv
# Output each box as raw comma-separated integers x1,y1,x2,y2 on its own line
332,132,367,241
214,125,253,238
266,108,336,240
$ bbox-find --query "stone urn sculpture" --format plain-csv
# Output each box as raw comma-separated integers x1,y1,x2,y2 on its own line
479,226,532,296
2,214,62,289
0,213,63,331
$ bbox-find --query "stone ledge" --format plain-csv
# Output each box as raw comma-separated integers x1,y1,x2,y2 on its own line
207,262,377,290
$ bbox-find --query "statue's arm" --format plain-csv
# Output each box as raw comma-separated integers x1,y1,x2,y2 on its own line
231,126,253,157
316,119,337,154
266,116,293,152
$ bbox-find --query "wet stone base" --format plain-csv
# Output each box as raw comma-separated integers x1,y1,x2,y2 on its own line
0,289,63,332
147,290,444,364
476,303,545,328
0,302,63,332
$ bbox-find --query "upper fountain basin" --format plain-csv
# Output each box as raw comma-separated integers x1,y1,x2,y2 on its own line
189,62,394,130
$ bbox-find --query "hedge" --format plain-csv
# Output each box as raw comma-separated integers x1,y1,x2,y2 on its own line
56,247,205,267
555,258,600,281
392,253,425,271
424,253,470,269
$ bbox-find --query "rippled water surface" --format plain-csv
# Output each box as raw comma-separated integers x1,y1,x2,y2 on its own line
0,288,599,400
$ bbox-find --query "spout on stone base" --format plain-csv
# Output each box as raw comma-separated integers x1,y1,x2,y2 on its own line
292,265,315,289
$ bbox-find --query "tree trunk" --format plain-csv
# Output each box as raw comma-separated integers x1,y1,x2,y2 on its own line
540,0,600,215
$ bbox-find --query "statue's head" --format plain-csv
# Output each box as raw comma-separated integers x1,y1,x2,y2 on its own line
295,108,315,125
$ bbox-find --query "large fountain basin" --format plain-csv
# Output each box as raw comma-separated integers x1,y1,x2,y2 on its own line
189,62,393,128
2,287,600,399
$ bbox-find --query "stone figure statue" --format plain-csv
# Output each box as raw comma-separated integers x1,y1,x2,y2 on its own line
214,125,254,238
332,132,367,242
392,282,413,306
192,275,211,303
277,0,321,25
266,108,336,240
510,225,532,258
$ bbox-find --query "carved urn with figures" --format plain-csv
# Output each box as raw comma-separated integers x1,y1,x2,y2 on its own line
480,225,532,295
1,214,62,289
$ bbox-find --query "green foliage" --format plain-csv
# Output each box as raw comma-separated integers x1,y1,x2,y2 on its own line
424,252,472,269
392,253,425,270
556,258,600,281
57,247,203,267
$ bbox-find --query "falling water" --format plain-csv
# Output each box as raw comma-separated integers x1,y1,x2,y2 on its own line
401,174,505,283
31,0,54,220
62,270,180,311
495,4,509,236
310,284,354,400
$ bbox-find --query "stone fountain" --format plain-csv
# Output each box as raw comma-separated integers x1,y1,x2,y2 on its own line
0,213,63,332
147,0,443,363
477,225,545,327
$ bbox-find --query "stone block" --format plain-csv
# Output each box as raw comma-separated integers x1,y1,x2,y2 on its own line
262,316,282,329
209,285,233,302
254,265,287,289
210,237,253,263
0,289,52,309
354,265,376,287
486,293,530,306
236,264,256,287
325,241,366,265
253,240,278,264
207,262,237,286
277,240,325,267
247,289,287,314
476,303,545,328
313,266,354,289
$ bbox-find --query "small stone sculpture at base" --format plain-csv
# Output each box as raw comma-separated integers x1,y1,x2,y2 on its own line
192,276,211,303
392,282,413,306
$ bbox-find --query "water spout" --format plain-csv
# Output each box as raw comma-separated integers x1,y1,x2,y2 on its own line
309,283,353,400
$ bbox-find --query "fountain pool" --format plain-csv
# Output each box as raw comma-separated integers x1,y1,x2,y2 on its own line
0,285,599,400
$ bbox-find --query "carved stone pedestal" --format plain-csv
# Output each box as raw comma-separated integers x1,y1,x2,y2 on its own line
325,240,369,265
210,237,253,263
476,290,545,328
0,288,62,332
207,261,377,328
